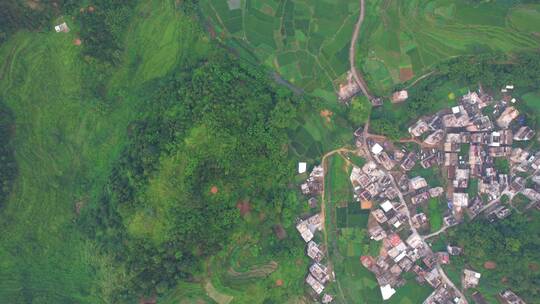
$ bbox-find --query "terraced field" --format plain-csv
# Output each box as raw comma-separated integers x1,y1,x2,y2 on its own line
360,0,540,94
0,0,212,301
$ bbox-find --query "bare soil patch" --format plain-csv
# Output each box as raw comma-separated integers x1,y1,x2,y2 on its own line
210,186,218,194
73,38,82,46
273,224,287,240
399,67,414,82
26,0,42,10
139,296,156,304
74,200,86,215
275,279,284,287
236,200,251,216
320,109,333,123
484,261,497,269
360,200,373,209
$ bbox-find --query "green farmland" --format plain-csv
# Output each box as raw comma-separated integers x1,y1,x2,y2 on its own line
200,0,360,100
201,0,540,99
327,155,353,207
288,100,354,163
360,0,540,94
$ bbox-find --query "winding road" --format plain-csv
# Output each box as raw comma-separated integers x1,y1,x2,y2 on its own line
349,0,372,100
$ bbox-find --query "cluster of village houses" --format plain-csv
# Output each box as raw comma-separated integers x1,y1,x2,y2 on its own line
298,85,534,303
352,86,535,303
405,86,540,220
297,164,334,304
350,158,467,303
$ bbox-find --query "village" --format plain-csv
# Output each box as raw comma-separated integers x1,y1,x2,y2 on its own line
296,85,534,304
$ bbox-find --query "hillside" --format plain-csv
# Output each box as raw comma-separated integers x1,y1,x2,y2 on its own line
0,1,539,303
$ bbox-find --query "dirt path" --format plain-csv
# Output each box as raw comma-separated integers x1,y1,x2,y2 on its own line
349,0,372,100
204,281,233,304
405,70,436,90
422,224,452,240
320,148,355,303
204,258,234,304
321,147,357,248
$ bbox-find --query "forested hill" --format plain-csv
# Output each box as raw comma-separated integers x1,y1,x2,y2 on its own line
0,0,307,302
79,51,302,300
0,1,57,44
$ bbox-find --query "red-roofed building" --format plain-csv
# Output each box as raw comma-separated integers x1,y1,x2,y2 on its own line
389,234,402,247
437,252,450,265
361,256,376,269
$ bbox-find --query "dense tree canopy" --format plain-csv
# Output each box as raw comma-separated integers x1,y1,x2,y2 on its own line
449,213,540,301
0,0,60,44
0,101,17,208
79,52,301,300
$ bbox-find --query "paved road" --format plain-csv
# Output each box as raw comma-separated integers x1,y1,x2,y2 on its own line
349,0,372,100
437,264,468,303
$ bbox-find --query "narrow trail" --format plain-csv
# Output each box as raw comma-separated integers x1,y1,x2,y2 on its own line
319,148,356,303
404,70,436,90
349,0,372,100
423,224,452,240
320,148,357,248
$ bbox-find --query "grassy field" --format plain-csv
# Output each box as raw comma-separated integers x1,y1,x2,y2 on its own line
327,154,353,206
409,164,445,188
287,99,354,164
360,0,540,94
387,277,433,304
0,30,137,303
427,198,444,232
522,91,540,108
